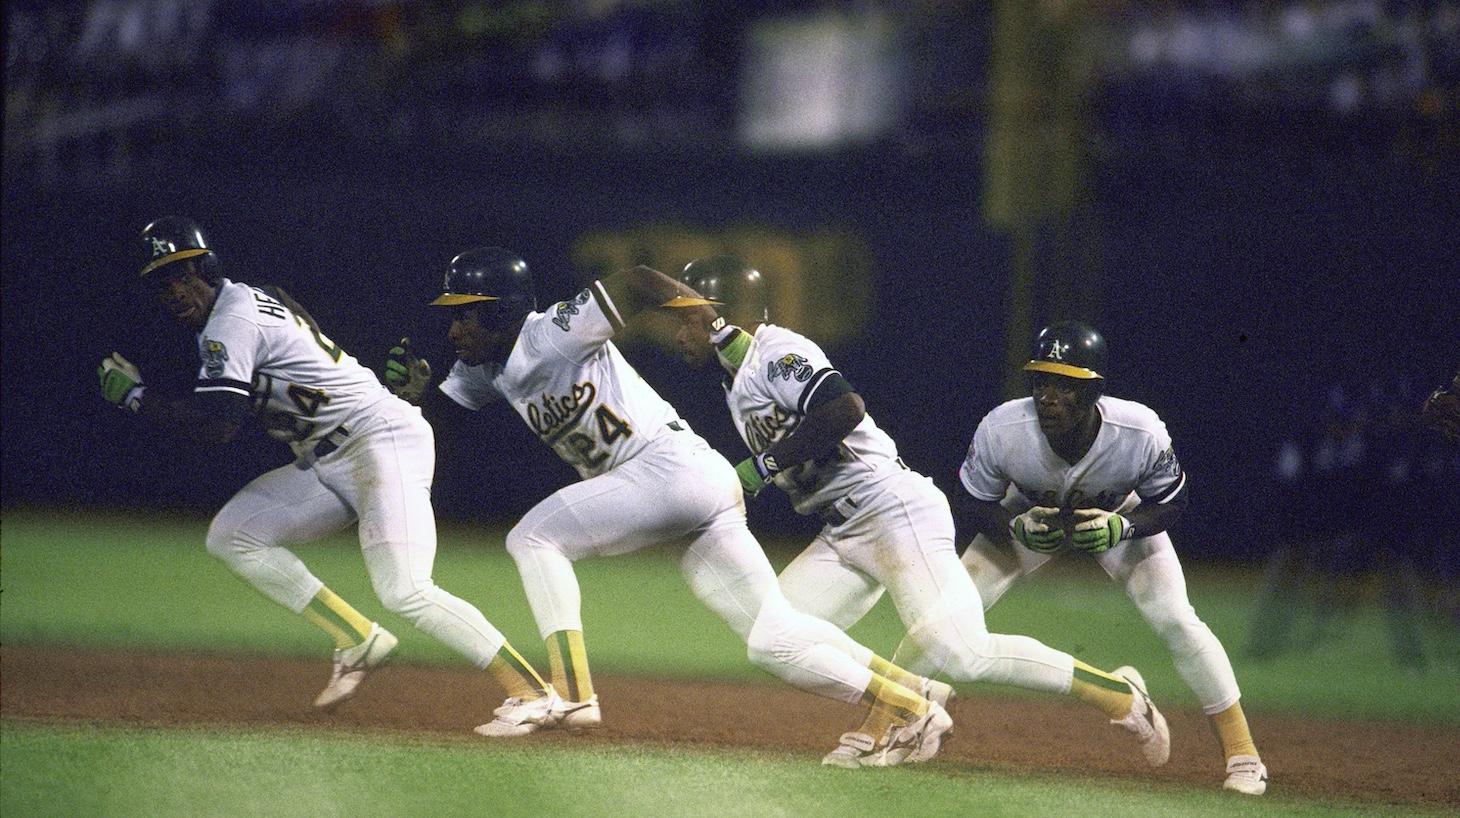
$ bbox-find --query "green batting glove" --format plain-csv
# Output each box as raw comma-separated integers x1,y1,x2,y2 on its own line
98,352,145,413
1011,506,1066,553
383,337,432,404
734,452,780,499
1070,508,1134,554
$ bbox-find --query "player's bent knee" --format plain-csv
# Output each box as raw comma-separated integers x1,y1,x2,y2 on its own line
372,580,439,620
204,524,258,562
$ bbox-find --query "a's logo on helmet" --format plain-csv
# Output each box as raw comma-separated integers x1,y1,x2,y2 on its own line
149,237,176,258
1046,340,1069,361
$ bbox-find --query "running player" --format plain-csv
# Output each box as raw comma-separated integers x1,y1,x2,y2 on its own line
656,256,1171,769
98,217,556,729
388,247,951,762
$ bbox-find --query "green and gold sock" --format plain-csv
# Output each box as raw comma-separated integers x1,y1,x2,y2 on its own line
1211,701,1260,759
302,587,372,650
862,675,928,727
488,642,552,700
1069,660,1136,720
547,630,594,702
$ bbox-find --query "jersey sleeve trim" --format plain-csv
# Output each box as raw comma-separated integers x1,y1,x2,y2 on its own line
194,378,251,398
1143,471,1188,506
801,369,852,415
590,280,626,333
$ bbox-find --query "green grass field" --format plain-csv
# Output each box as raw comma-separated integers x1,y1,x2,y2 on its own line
3,509,1456,817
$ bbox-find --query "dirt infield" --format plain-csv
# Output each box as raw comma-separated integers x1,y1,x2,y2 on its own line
3,645,1456,811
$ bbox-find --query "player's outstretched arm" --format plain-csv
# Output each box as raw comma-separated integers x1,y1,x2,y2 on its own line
599,265,699,324
98,351,244,447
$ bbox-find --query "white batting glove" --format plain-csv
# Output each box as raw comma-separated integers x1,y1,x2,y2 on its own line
98,352,145,413
1070,508,1134,554
1011,506,1066,553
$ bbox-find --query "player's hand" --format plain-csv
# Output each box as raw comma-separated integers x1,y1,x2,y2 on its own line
384,337,432,405
1011,506,1066,553
98,352,145,413
1070,508,1133,554
734,452,780,498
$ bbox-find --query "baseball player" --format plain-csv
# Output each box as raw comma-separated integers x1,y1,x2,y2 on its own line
97,217,557,731
384,247,952,761
655,257,1170,769
937,320,1267,794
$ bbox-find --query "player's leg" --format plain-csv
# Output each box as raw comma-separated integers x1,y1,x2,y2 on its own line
959,526,1054,610
502,450,699,716
323,407,554,725
779,536,943,762
778,535,885,631
205,462,390,706
1098,532,1265,792
840,475,1161,759
681,445,950,765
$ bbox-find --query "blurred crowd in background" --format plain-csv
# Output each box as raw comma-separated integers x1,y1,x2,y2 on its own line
1249,374,1460,669
6,1,1458,181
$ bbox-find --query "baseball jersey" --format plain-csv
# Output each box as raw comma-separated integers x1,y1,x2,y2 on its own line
193,278,391,457
726,324,903,516
438,281,681,479
959,395,1186,513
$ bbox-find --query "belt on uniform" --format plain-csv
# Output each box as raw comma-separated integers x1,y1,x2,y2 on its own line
817,459,909,526
667,420,688,432
819,495,860,527
313,425,350,459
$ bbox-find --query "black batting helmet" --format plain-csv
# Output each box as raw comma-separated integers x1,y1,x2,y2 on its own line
1024,320,1107,391
430,247,537,328
139,216,220,283
677,255,770,327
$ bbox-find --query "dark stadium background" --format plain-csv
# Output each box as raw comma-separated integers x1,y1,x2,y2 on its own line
4,1,1457,564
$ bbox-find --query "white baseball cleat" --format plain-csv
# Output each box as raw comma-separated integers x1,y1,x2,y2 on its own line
475,692,562,737
1223,754,1268,795
1112,666,1170,767
552,694,602,730
821,732,878,769
314,623,398,709
866,701,954,766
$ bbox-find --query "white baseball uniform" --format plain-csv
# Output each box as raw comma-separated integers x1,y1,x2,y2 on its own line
438,282,903,704
729,325,1075,690
199,278,515,668
959,395,1243,714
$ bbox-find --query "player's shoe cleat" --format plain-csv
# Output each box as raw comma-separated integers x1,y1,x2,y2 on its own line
921,677,955,709
1223,754,1268,795
552,694,602,730
866,701,954,766
314,623,398,709
1112,666,1170,767
475,692,562,737
821,732,878,769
